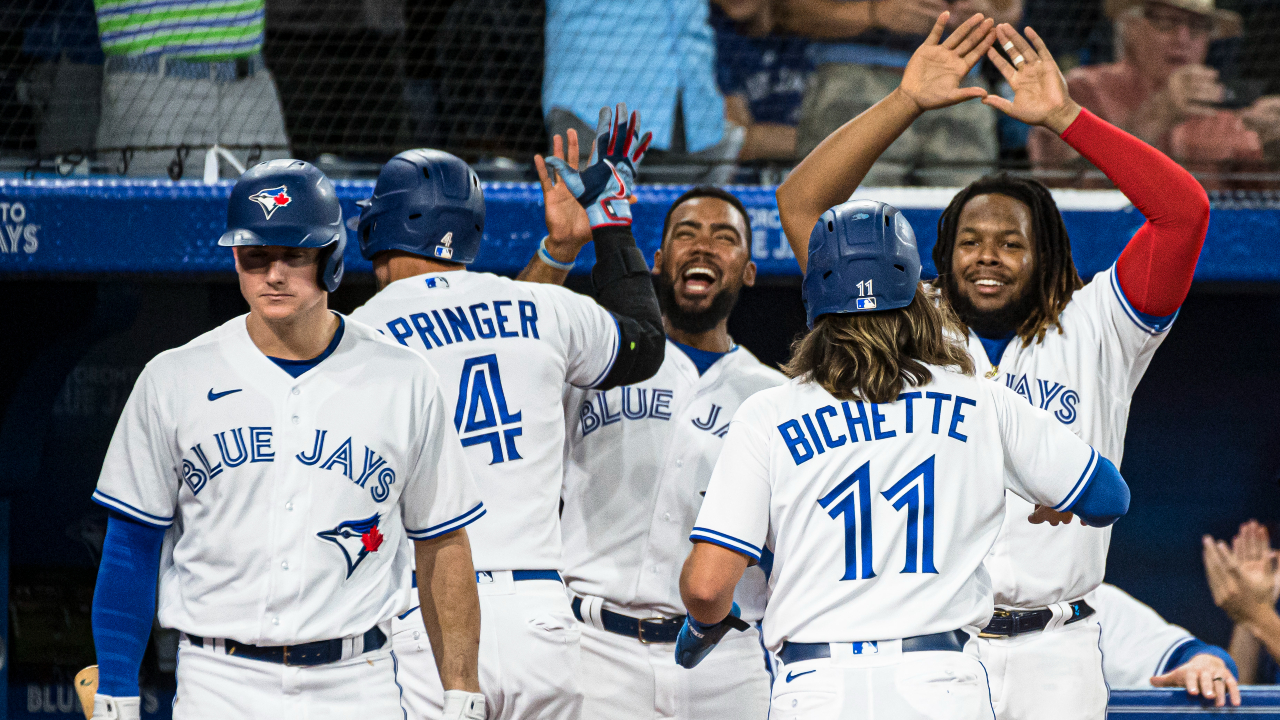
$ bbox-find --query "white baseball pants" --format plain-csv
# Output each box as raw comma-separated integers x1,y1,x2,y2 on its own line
392,573,583,720
576,620,771,720
977,614,1107,720
173,635,405,719
770,645,995,720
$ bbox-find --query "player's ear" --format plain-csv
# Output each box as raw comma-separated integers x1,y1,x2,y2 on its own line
742,260,757,288
652,248,663,275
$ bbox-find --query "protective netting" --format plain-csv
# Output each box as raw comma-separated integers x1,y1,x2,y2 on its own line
0,0,1275,186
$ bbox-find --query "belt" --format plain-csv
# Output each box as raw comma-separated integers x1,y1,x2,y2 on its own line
570,596,685,644
779,629,969,664
411,569,562,587
185,626,386,667
978,600,1094,638
105,53,263,81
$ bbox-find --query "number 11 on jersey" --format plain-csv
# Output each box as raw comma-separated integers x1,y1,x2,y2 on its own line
818,456,938,581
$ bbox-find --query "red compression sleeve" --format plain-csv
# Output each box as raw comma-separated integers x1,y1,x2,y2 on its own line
1060,108,1210,317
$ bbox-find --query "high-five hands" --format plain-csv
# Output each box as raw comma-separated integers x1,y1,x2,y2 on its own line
534,129,593,262
982,23,1082,134
896,12,996,114
544,103,651,229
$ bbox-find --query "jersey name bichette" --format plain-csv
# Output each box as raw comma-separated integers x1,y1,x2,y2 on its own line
351,271,620,571
93,316,483,646
691,369,1104,652
560,343,785,623
970,264,1174,608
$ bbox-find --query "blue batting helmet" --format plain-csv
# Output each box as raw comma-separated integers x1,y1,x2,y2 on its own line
219,159,346,292
357,149,485,263
802,200,922,328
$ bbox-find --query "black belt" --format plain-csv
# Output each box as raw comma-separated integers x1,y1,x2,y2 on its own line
779,629,969,664
185,626,386,667
978,600,1094,638
570,596,685,644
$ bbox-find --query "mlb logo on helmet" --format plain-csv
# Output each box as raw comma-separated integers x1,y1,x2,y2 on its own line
434,231,454,260
856,297,877,310
249,185,292,219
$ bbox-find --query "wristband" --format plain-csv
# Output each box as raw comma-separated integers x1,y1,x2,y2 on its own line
538,236,577,271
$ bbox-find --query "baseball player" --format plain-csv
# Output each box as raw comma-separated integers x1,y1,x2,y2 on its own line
676,198,1131,720
520,176,784,718
775,14,1211,719
348,105,665,720
1090,583,1240,706
86,160,487,720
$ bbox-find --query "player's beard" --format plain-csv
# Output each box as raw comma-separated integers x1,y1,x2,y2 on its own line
949,282,1038,339
656,271,740,335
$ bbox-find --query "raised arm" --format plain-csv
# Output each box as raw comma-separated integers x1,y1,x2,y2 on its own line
1204,521,1280,677
983,23,1209,317
776,12,995,271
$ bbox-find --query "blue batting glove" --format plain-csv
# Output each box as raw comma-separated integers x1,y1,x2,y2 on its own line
543,103,652,229
674,601,751,669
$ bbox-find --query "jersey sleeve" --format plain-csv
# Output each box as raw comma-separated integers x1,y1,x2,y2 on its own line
690,399,773,562
400,375,486,540
92,366,181,528
1074,263,1174,396
1091,583,1196,688
542,285,621,389
989,382,1101,512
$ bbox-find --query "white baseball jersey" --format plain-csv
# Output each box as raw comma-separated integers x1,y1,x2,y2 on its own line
351,270,619,571
972,264,1173,608
693,369,1106,651
1089,583,1198,688
560,342,785,622
93,315,483,646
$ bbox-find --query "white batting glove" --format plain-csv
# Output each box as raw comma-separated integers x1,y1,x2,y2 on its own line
442,690,487,720
92,695,140,720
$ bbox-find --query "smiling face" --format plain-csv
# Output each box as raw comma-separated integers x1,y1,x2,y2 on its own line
234,245,328,322
949,193,1037,330
653,197,756,333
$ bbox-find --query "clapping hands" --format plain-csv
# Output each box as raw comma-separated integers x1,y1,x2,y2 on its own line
1203,519,1280,625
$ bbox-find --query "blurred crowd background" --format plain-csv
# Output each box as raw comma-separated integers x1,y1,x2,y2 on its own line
0,0,1277,188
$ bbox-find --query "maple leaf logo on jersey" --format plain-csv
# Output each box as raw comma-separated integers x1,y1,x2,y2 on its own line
317,513,383,578
249,186,292,219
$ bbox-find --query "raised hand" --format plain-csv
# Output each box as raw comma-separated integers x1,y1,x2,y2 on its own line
1204,521,1279,625
983,23,1081,134
534,130,592,261
545,103,652,229
897,12,996,113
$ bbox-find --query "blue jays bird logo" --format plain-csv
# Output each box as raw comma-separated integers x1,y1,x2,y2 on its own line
317,514,385,578
249,186,293,219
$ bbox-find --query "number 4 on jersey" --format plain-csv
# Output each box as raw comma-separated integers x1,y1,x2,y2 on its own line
818,456,937,580
455,354,523,464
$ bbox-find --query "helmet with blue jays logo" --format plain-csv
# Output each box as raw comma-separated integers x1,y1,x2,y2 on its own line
356,148,485,264
219,159,346,292
802,199,922,328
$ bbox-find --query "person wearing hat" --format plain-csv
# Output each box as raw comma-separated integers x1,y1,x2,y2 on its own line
1029,0,1278,185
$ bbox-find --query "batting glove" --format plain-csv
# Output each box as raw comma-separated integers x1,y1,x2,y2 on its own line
442,690,487,720
92,695,140,720
544,103,652,229
674,601,751,669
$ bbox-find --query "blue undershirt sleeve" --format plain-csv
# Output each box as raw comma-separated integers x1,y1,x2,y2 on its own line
1163,639,1240,679
92,511,166,697
1066,455,1130,527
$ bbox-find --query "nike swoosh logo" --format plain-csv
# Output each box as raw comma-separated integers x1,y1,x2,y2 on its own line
785,670,816,683
207,388,243,401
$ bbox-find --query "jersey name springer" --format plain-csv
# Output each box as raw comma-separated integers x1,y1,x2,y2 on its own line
382,299,541,351
181,425,400,502
779,392,977,466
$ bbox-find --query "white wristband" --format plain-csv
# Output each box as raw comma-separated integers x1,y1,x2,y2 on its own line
442,689,487,720
537,236,577,271
93,695,141,720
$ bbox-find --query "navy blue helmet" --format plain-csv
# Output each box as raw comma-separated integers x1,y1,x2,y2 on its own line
357,149,485,264
802,200,922,328
219,159,346,292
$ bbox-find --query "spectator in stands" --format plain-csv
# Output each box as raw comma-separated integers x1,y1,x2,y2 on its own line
1028,0,1280,184
1091,583,1240,706
543,0,742,175
711,0,811,162
93,0,289,179
1204,519,1280,684
779,0,1020,185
